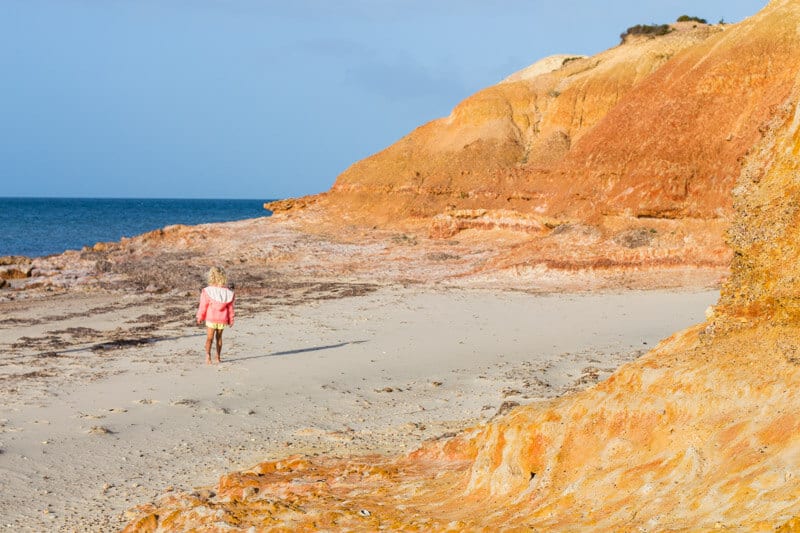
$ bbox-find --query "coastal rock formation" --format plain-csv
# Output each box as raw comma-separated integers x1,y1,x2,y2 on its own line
122,1,800,530
317,21,728,222
267,3,799,278
0,256,33,280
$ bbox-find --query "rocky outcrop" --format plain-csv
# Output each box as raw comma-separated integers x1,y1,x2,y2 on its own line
265,25,714,223
328,23,721,206
262,194,321,214
0,256,33,286
265,5,800,278
122,2,800,530
312,21,728,223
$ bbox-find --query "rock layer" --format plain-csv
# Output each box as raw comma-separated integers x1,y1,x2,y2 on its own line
268,3,800,278
122,1,800,530
321,22,727,222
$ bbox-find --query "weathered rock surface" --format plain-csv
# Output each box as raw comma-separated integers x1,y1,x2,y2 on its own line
266,4,799,279
4,207,722,304
0,256,33,281
319,22,726,220
121,2,800,530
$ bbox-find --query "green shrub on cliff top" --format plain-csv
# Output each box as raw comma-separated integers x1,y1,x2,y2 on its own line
620,23,672,43
677,15,708,24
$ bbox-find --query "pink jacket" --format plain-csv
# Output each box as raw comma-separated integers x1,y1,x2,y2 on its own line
197,286,235,326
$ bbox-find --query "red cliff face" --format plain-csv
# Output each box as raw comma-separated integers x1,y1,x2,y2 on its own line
546,4,799,222
123,1,800,530
268,1,800,279
324,22,725,222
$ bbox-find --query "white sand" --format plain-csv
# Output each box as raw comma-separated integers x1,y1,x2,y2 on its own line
0,286,717,531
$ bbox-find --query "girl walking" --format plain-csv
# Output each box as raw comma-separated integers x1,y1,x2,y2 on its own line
196,266,235,364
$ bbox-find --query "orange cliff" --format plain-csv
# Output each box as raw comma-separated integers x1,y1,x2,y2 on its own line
123,2,800,530
268,2,800,280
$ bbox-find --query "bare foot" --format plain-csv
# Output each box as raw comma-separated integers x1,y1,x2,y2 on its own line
205,355,212,365
216,358,222,364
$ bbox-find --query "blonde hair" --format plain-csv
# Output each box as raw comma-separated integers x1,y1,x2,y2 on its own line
207,266,228,287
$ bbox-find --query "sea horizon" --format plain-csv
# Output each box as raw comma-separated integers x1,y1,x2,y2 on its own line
0,197,277,259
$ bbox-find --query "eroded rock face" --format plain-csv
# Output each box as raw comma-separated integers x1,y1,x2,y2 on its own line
265,2,800,278
121,2,800,531
321,24,726,220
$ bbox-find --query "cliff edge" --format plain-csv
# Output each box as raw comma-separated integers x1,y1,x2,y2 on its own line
268,3,798,280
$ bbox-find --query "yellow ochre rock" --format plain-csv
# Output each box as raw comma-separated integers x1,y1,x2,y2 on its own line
266,1,800,277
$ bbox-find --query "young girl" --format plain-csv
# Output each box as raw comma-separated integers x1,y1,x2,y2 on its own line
196,266,235,364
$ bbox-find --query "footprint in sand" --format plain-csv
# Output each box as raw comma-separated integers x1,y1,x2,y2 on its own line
295,427,355,442
134,399,159,405
1,423,21,433
202,406,230,415
170,398,199,408
77,412,105,420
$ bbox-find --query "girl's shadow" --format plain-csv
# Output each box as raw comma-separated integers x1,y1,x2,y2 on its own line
228,340,368,362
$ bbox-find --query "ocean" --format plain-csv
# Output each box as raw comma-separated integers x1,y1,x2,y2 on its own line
0,197,274,258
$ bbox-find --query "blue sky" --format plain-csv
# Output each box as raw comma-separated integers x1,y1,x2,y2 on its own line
1,1,766,200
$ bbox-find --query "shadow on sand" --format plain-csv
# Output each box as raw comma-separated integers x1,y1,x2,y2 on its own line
228,340,368,362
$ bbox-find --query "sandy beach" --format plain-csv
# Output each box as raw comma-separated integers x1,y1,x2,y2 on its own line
0,284,716,531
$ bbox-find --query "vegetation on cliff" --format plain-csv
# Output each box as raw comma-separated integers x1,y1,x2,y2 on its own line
270,2,796,280
677,14,708,24
619,22,671,42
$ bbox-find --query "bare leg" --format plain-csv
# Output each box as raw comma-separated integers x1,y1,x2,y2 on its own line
204,328,214,364
215,329,224,363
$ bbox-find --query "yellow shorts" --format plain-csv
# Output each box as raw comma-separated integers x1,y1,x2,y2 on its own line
206,322,227,330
